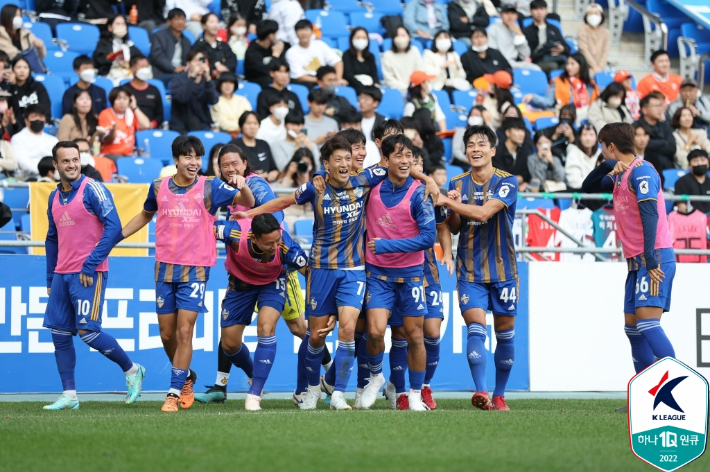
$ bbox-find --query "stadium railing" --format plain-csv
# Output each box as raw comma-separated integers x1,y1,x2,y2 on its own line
608,0,668,60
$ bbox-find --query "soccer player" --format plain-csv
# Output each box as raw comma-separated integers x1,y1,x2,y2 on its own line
435,125,519,411
582,122,676,376
359,134,436,412
120,136,254,413
43,141,145,410
194,144,332,404
212,214,309,410
362,118,405,168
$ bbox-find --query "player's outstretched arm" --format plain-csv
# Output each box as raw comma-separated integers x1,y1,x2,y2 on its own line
213,220,241,252
410,168,440,203
236,193,298,219
232,179,255,208
121,210,156,239
439,195,506,223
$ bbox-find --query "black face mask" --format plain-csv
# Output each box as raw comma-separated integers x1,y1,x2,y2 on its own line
692,164,708,176
29,119,44,133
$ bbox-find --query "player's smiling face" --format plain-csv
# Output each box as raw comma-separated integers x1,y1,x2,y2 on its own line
219,152,246,180
466,133,495,169
253,229,282,257
54,147,82,183
324,149,352,186
174,149,202,183
350,141,366,171
387,143,412,184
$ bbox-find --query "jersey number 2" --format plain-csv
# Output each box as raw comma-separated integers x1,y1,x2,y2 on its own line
190,283,206,299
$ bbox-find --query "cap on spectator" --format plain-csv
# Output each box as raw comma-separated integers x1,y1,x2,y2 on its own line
216,71,238,88
484,70,513,90
501,3,518,12
614,70,632,83
410,70,436,87
681,78,698,88
585,3,603,14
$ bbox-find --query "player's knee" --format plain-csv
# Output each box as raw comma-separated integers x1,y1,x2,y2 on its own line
404,324,423,342
221,337,242,353
368,331,385,346
257,323,276,337
338,323,355,341
176,325,193,345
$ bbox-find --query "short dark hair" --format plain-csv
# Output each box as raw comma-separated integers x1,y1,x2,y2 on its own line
463,125,497,147
381,134,414,159
559,104,577,122
266,93,288,108
73,54,94,70
307,88,329,105
294,19,313,32
374,119,404,141
650,49,669,64
632,120,651,135
0,50,10,64
108,86,131,106
533,130,552,145
639,93,661,110
268,57,289,73
186,48,204,63
504,118,527,132
257,19,279,40
341,109,362,124
432,164,446,172
411,145,424,160
471,27,487,38
671,107,693,129
336,128,366,146
51,141,79,162
285,110,304,125
251,213,281,237
38,156,54,176
167,8,186,20
172,135,205,158
316,65,336,81
72,138,90,147
320,135,352,162
217,143,253,177
238,110,260,130
129,54,148,69
687,149,709,163
598,122,635,154
24,104,47,120
359,85,382,103
530,0,548,10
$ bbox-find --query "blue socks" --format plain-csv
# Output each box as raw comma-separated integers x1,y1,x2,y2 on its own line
249,335,276,396
51,329,76,392
493,329,515,397
409,369,425,392
333,341,356,392
224,343,253,379
80,331,133,372
625,325,655,373
467,323,488,392
305,340,325,387
296,333,310,394
389,338,408,393
423,336,440,385
169,367,188,396
368,347,384,376
324,350,336,386
356,333,370,388
636,318,675,360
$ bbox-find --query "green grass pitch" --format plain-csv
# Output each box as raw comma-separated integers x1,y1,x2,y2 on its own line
0,399,707,472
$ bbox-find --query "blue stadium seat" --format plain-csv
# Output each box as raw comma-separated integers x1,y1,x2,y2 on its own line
116,157,164,184
452,40,469,56
287,83,310,114
236,81,261,109
566,38,578,54
136,129,180,163
0,0,21,7
128,26,151,56
0,220,24,255
209,0,221,17
334,85,359,109
293,218,314,244
646,0,687,29
23,21,57,51
557,198,573,210
662,169,688,191
432,89,461,129
521,17,563,35
549,69,564,80
236,59,245,76
349,11,384,35
517,197,556,210
2,186,28,229
442,138,452,161
513,69,548,96
20,214,30,234
44,50,79,85
594,70,615,89
452,89,478,112
33,74,65,119
535,116,559,131
681,22,710,54
56,23,100,55
445,164,464,186
523,116,534,134
305,10,350,38
377,87,404,119
328,0,362,13
337,36,350,52
319,37,337,48
512,89,524,104
187,131,232,172
372,0,404,15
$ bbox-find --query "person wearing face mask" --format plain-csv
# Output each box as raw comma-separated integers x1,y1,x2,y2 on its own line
577,3,610,76
404,71,447,132
220,0,266,35
255,59,303,120
448,0,497,45
315,65,358,126
256,95,289,149
588,81,633,133
210,72,253,136
460,28,513,85
675,150,710,213
0,4,46,61
74,137,117,182
192,13,238,77
93,15,142,86
342,27,380,94
170,49,220,134
422,30,470,93
226,14,249,60
61,56,108,116
671,107,710,169
126,55,164,129
403,0,450,41
382,26,423,95
6,56,52,137
11,104,58,179
270,110,319,172
98,87,151,158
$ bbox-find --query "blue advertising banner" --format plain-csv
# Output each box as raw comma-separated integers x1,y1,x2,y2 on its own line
0,256,529,393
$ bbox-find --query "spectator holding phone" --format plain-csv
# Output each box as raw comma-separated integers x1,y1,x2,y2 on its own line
169,49,219,134
527,132,566,191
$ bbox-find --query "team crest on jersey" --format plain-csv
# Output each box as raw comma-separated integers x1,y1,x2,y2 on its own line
354,187,364,199
156,296,164,308
460,293,469,305
373,168,386,176
222,307,229,320
310,297,317,309
365,291,371,304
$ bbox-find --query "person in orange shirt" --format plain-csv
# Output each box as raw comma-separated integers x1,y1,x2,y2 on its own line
97,87,151,159
636,50,683,103
74,137,117,182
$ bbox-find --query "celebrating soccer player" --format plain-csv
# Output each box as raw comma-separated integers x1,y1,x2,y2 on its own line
43,141,145,410
436,125,519,411
583,122,676,379
120,136,254,413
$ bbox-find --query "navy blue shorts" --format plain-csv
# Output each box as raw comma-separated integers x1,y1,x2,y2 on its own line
221,276,287,327
155,281,209,314
389,283,443,327
366,277,427,321
457,278,519,316
306,268,366,317
43,272,107,334
623,261,675,314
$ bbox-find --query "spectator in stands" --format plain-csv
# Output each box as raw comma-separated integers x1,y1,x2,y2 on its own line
540,104,578,162
493,118,532,189
453,105,492,167
358,86,385,158
77,0,118,24
126,55,164,129
488,4,540,71
125,1,167,35
150,8,192,86
170,49,220,134
675,149,710,213
340,109,363,131
267,0,305,48
244,19,285,88
0,50,11,92
401,116,429,164
226,13,249,60
448,0,496,44
382,26,423,95
403,0,450,41
477,71,515,129
304,88,339,150
191,13,238,77
667,78,710,129
6,56,51,136
422,30,471,93
71,137,103,182
285,20,344,89
523,0,569,75
11,104,57,178
342,27,380,94
230,111,279,181
256,94,288,147
411,108,445,172
37,0,77,35
167,0,212,38
524,53,599,121
314,65,358,125
637,93,676,171
672,107,710,169
0,4,46,61
75,137,116,182
98,87,150,158
613,70,640,120
36,156,55,182
204,143,224,177
460,28,513,85
61,56,107,116
588,82,633,132
637,50,683,103
633,120,651,160
270,110,318,171
527,132,566,191
273,147,314,190
93,15,142,86
565,123,601,189
577,3,609,76
210,72,252,137
431,164,448,188
255,59,302,119
57,90,99,142
496,106,534,150
0,108,16,177
404,70,447,131
221,0,266,34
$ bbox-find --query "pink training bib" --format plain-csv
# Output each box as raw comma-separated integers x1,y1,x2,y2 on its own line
53,178,109,274
613,158,672,258
365,180,424,268
224,218,283,285
155,176,217,267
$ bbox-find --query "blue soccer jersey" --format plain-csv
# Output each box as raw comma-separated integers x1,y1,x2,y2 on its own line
423,205,449,288
294,166,388,269
230,174,284,224
449,169,518,283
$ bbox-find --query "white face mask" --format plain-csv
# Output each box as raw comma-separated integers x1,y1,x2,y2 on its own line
436,39,452,52
79,69,96,83
135,67,151,81
472,44,488,52
234,26,247,36
468,116,484,126
80,152,94,167
12,16,22,31
352,38,368,51
607,96,622,108
272,106,289,121
394,37,410,50
586,14,602,27
112,24,127,39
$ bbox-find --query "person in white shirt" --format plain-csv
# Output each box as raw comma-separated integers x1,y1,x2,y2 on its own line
358,86,385,161
382,26,423,96
267,0,305,48
11,104,59,178
166,0,212,39
285,19,345,88
487,4,541,71
255,95,288,147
